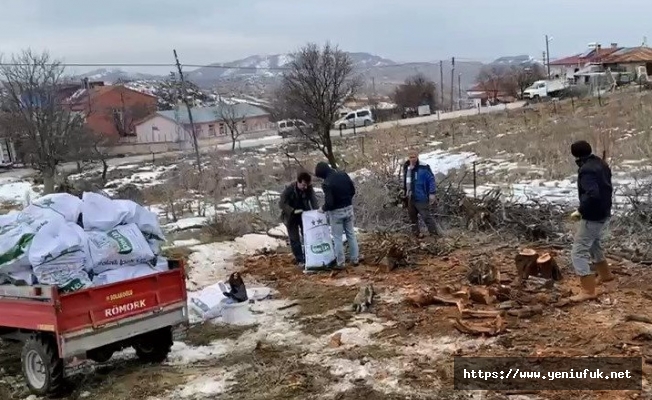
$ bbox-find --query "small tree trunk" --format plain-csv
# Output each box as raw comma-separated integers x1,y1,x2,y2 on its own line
231,136,236,151
42,169,56,194
101,158,109,183
322,127,338,168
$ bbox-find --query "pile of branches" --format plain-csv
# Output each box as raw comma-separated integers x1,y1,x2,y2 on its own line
355,171,569,243
608,182,652,264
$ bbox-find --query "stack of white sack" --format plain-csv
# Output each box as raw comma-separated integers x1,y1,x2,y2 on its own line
81,192,168,287
0,191,170,292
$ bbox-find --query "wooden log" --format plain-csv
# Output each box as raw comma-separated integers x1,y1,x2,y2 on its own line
535,253,562,281
461,309,503,319
469,286,496,305
453,315,506,336
514,248,539,282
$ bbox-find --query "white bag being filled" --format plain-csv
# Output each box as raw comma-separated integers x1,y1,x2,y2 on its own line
86,223,155,274
301,210,335,270
28,220,92,293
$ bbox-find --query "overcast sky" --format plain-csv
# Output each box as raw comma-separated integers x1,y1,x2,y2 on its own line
2,0,651,74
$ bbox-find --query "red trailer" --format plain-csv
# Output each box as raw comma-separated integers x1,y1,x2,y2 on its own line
0,259,189,395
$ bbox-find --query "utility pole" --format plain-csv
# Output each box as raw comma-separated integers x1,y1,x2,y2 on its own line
371,77,376,95
450,57,455,110
458,73,462,110
439,60,444,110
545,35,551,78
173,49,202,173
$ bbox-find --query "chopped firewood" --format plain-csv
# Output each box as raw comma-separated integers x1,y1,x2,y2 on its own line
453,315,506,336
489,285,512,302
625,314,652,324
535,253,562,280
469,286,496,305
632,325,652,341
514,248,539,283
497,300,517,310
460,309,503,319
507,305,544,318
405,290,463,310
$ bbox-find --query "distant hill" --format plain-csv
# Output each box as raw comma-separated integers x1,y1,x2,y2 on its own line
71,52,485,99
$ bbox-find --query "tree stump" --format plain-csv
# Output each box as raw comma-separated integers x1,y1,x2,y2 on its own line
514,248,539,283
467,254,497,285
535,253,562,281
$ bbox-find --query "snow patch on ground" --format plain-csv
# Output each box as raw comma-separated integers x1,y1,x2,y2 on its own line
0,177,39,204
186,234,285,291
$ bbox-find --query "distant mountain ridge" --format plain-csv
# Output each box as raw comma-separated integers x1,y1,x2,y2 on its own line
73,52,542,98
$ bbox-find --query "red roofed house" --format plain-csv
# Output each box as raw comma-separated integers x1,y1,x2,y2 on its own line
549,43,622,79
66,84,157,138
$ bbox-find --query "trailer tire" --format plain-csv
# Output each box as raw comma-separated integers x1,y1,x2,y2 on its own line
21,334,64,396
134,327,173,364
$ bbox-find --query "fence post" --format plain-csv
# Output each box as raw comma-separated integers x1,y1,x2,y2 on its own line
339,125,343,137
473,161,477,198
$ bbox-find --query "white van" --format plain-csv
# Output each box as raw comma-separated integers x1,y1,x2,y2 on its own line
333,109,374,130
277,119,308,138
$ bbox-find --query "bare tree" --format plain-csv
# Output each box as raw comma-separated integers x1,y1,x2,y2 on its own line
508,64,546,98
476,65,504,102
0,50,87,193
392,73,437,113
278,42,360,168
217,100,245,151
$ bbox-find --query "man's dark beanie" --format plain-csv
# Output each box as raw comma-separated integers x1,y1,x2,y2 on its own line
571,140,592,158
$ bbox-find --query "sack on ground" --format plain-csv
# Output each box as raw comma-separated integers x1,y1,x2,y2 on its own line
87,223,155,273
113,199,165,240
301,210,336,269
28,193,82,223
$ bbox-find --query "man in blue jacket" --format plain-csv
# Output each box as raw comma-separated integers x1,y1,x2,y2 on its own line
315,161,359,269
401,149,443,238
569,140,614,303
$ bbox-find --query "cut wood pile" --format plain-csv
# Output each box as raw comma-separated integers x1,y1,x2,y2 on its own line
404,247,566,337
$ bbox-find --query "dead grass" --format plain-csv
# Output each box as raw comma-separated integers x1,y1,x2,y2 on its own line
184,322,257,346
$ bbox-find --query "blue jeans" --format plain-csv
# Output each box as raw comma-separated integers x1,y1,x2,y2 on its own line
571,218,609,276
327,205,359,266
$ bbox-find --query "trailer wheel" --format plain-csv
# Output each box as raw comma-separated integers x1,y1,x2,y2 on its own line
21,335,64,396
134,327,173,364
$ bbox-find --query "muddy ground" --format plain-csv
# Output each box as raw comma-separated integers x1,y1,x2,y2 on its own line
1,233,651,400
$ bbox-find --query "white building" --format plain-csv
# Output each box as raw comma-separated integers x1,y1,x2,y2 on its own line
0,139,16,165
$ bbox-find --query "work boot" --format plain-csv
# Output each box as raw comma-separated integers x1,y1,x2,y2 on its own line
569,275,598,303
594,260,615,285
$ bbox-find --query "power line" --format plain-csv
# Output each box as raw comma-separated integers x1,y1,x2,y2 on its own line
0,59,487,71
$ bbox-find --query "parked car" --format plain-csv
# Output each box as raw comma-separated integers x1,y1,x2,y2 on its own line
333,109,374,130
277,119,309,138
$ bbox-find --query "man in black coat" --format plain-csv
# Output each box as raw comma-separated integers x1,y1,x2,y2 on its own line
279,172,318,266
569,140,614,302
315,162,359,269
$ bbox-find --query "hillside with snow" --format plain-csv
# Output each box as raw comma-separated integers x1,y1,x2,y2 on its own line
70,51,490,98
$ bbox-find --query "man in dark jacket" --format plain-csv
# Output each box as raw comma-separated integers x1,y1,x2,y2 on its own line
314,162,359,269
279,172,318,266
401,149,443,238
569,140,614,303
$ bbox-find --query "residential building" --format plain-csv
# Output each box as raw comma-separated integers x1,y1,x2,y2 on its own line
466,83,513,106
549,43,621,79
134,103,272,144
66,85,157,137
0,138,16,165
601,46,652,77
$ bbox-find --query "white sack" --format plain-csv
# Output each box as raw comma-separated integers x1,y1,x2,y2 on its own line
114,199,165,240
87,223,155,273
29,193,82,223
32,252,92,293
92,264,160,287
188,282,271,321
81,193,165,240
301,210,336,269
28,219,88,266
